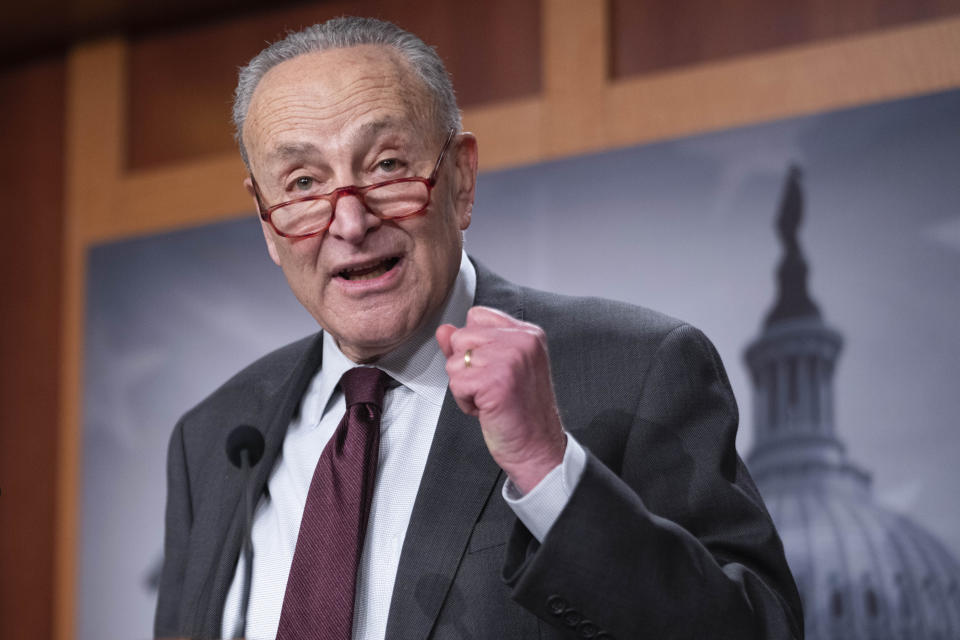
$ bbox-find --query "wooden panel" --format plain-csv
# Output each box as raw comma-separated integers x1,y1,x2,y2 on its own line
56,40,129,640
611,0,960,78
113,155,251,241
127,0,541,169
0,56,65,640
461,98,544,173
605,16,960,151
0,1,321,69
541,0,608,158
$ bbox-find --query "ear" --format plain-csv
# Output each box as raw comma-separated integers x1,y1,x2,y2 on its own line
451,132,478,231
245,175,281,266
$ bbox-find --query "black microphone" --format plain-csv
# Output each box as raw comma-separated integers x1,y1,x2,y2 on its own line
225,425,265,639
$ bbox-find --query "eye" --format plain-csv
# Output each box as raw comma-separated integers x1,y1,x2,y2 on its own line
377,158,401,172
293,176,314,191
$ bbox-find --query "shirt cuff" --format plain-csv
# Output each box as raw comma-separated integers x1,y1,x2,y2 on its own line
501,433,587,542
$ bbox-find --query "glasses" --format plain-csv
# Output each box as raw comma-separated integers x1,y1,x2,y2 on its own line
251,130,456,239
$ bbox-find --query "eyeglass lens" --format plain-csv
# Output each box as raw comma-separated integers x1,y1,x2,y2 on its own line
272,180,430,236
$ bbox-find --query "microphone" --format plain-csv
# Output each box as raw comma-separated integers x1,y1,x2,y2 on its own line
226,425,265,468
225,425,265,639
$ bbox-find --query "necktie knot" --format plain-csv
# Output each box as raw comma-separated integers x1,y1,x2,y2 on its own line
339,366,390,410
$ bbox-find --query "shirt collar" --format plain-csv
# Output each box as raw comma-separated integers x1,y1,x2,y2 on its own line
313,250,476,416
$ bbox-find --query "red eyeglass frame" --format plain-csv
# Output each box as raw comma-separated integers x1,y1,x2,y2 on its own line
250,129,456,239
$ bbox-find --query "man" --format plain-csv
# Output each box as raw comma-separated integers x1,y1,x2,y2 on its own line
155,16,802,640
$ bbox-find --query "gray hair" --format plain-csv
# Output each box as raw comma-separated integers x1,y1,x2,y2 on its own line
232,16,462,167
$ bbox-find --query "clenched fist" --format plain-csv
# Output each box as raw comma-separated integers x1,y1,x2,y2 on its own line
436,306,567,494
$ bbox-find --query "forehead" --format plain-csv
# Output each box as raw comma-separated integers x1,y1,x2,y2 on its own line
244,45,433,160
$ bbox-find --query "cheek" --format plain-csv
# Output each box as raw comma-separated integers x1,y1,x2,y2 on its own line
274,238,325,282
438,214,464,257
427,192,463,242
417,222,459,270
281,235,322,260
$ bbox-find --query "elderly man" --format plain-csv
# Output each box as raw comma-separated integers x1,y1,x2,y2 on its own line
155,16,801,640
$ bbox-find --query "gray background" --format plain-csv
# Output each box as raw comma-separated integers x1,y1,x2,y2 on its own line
81,88,960,639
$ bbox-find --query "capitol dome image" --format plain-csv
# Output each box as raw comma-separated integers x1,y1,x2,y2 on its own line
744,167,960,639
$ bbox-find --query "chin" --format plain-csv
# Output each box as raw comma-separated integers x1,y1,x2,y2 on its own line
330,316,417,361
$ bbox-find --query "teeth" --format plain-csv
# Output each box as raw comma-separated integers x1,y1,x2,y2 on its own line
339,257,398,281
348,264,389,281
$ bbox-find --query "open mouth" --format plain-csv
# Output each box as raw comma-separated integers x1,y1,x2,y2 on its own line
337,256,401,281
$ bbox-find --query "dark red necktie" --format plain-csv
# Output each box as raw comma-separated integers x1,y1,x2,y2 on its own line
277,366,390,640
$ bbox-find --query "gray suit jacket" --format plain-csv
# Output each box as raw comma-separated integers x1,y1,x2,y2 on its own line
155,260,802,639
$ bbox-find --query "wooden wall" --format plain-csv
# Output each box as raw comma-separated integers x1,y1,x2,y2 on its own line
610,0,960,76
0,56,66,640
1,1,958,638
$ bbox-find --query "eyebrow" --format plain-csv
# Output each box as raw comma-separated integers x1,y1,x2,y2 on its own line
272,141,323,161
356,119,398,141
270,117,412,170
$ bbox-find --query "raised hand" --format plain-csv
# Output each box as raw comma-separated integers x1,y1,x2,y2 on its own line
436,306,566,493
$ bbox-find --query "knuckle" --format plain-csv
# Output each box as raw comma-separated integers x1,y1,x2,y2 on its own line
505,343,526,364
523,325,547,349
448,330,468,352
497,363,519,389
448,376,470,399
467,306,488,324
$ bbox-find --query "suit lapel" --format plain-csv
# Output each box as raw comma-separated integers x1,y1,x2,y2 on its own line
384,260,523,640
191,332,325,636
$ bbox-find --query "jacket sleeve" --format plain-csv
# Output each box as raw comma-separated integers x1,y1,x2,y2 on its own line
502,324,803,639
154,419,194,638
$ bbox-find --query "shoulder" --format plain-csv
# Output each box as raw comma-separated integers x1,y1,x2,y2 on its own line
177,332,320,439
518,284,708,387
521,285,720,366
520,285,685,345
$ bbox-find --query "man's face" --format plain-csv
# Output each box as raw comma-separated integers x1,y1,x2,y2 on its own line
243,45,477,362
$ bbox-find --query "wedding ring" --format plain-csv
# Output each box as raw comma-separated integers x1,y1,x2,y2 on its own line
464,349,472,368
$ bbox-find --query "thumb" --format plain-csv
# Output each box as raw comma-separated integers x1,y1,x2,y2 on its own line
435,323,457,358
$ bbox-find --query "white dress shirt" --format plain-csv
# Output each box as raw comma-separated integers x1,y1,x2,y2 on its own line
222,252,586,639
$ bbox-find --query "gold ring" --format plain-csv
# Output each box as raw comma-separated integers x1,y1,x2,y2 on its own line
464,349,472,368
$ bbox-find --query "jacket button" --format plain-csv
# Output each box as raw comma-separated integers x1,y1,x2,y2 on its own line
578,620,598,638
546,595,568,616
562,609,583,627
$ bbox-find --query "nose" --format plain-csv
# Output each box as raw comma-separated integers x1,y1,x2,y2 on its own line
326,189,381,244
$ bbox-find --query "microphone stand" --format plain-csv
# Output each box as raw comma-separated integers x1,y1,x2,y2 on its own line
240,448,254,639
226,424,264,639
